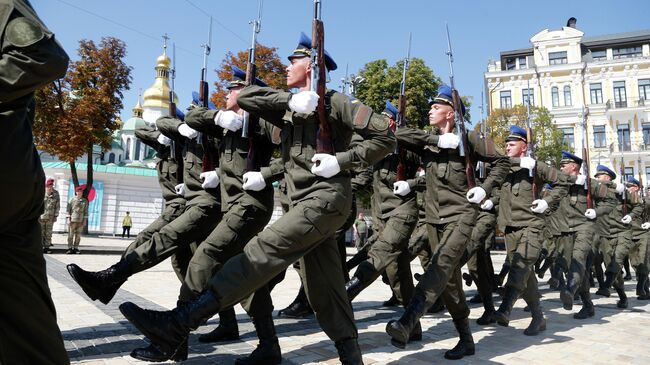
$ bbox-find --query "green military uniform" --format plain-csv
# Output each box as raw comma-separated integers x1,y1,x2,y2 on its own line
40,187,60,250
591,182,615,292
66,195,88,251
201,85,395,346
354,216,368,248
0,0,70,363
346,145,420,307
387,125,509,351
629,197,650,300
542,183,570,288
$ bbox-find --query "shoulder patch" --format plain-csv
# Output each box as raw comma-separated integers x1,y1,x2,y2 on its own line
353,104,372,129
369,113,389,131
5,17,44,48
597,183,608,198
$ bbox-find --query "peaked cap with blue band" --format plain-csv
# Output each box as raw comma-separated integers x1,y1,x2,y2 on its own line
560,151,583,166
175,108,185,121
506,125,527,142
287,32,337,71
382,100,398,120
191,91,217,110
430,85,465,115
227,65,268,89
594,164,616,179
628,177,640,186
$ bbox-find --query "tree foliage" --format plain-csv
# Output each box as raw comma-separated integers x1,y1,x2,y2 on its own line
211,43,286,109
481,105,570,167
34,37,132,192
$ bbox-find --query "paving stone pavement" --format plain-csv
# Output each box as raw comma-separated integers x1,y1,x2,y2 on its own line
44,234,650,364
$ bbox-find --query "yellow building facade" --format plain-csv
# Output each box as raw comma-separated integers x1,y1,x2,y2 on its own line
485,19,650,185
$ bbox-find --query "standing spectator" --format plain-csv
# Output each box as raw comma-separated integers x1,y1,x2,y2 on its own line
353,212,368,249
40,178,60,253
122,211,132,238
66,186,88,254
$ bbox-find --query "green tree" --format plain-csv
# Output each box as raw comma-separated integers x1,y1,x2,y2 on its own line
482,105,569,167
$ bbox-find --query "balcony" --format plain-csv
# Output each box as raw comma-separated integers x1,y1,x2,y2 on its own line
605,97,648,110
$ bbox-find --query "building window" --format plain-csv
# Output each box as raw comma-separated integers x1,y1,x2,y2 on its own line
125,138,131,160
618,123,631,151
589,49,607,61
624,167,634,182
593,125,606,148
505,58,516,70
549,51,568,65
522,88,534,106
108,153,115,164
500,90,512,108
643,123,650,145
518,56,528,70
135,140,141,161
561,127,575,149
613,46,642,59
613,81,627,108
639,79,650,103
551,87,560,107
563,85,572,106
590,83,603,104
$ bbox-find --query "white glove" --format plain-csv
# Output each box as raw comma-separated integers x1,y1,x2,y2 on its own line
437,133,460,149
531,199,549,213
200,170,220,189
157,134,172,146
393,181,411,196
642,222,650,230
214,110,243,131
178,124,198,139
418,169,425,177
174,183,186,196
519,156,536,170
574,174,587,185
311,153,341,178
288,91,319,114
621,215,632,224
480,199,494,211
466,187,487,204
584,209,597,220
615,182,625,195
242,171,266,191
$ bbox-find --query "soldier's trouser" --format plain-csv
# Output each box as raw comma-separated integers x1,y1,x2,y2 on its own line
415,212,476,321
121,201,192,282
208,195,357,341
40,218,54,248
629,235,648,269
556,232,575,276
354,213,418,306
607,231,633,277
180,201,273,318
564,230,594,293
384,249,415,305
0,180,68,365
408,223,431,269
504,226,543,302
123,199,221,275
465,213,496,296
67,221,83,249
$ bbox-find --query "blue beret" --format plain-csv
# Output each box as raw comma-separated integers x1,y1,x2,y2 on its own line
506,125,527,142
543,183,553,190
287,32,337,71
191,91,217,110
430,85,465,115
594,164,616,179
560,151,583,166
627,177,640,186
382,100,398,120
227,65,268,89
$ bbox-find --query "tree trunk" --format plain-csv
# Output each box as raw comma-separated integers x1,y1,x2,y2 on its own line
70,160,79,188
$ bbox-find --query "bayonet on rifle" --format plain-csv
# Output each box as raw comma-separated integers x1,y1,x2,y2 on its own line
242,0,263,171
395,33,411,181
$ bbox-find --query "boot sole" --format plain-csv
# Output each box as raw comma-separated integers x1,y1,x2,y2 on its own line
385,322,408,349
573,311,595,319
130,348,187,362
119,302,182,359
493,313,509,327
560,290,573,311
444,348,475,360
523,321,546,336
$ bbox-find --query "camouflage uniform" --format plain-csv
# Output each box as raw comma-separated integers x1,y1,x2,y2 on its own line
40,188,60,249
66,195,88,250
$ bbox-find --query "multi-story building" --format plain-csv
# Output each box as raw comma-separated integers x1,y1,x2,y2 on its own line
485,18,650,184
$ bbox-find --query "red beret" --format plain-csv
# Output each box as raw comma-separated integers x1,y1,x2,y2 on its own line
75,186,84,192
46,179,54,187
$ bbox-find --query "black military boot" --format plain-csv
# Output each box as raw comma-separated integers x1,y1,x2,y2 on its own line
602,271,616,290
67,259,131,304
198,308,240,343
278,284,314,318
468,293,483,304
444,317,475,360
523,300,546,336
235,315,282,365
560,278,578,311
335,337,364,365
386,291,427,348
640,276,650,300
614,282,628,309
346,262,377,301
120,290,221,360
427,297,445,314
493,286,518,327
382,294,401,307
476,293,496,325
130,339,188,362
573,291,595,319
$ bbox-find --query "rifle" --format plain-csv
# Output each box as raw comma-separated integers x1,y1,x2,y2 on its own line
580,106,593,208
445,23,476,188
311,0,333,154
621,157,627,215
199,17,215,172
639,165,645,198
242,0,263,171
477,89,486,179
168,42,183,183
525,79,538,200
395,33,411,181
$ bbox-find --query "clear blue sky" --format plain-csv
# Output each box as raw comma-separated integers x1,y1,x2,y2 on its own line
34,0,650,124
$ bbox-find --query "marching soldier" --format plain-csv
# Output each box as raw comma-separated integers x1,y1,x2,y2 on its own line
118,32,395,365
385,85,509,359
0,0,70,363
41,178,60,253
66,186,88,254
629,183,650,301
